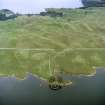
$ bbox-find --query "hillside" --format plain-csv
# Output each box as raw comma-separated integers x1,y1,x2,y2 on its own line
0,7,105,79
82,0,105,7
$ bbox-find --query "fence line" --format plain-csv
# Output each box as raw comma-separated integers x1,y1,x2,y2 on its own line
0,48,105,51
0,48,55,51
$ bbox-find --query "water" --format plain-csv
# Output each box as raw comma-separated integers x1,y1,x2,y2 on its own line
0,69,105,105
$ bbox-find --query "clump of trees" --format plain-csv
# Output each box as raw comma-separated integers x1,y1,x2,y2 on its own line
0,13,5,20
0,9,17,20
40,8,63,17
48,75,63,90
49,75,63,83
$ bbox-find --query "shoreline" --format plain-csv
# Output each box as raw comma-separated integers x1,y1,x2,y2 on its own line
0,72,48,82
76,70,96,77
0,69,98,82
0,70,97,80
0,68,103,89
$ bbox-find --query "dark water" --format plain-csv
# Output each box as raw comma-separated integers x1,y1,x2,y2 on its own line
0,69,105,105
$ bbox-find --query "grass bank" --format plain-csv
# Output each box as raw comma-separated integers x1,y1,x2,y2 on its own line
0,7,105,79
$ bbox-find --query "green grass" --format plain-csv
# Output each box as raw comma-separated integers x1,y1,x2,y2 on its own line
0,7,105,79
55,48,105,75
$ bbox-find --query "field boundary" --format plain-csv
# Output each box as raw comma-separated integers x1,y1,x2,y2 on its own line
0,48,105,51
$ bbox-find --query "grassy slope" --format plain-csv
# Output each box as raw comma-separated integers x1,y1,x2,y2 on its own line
0,7,105,79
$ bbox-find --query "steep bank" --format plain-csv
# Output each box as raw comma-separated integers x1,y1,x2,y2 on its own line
0,8,105,79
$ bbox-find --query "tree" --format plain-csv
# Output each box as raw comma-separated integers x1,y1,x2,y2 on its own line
0,13,6,20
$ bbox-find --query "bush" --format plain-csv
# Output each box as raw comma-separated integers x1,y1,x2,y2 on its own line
49,76,56,83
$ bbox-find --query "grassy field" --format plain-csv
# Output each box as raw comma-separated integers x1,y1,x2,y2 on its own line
0,7,105,79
